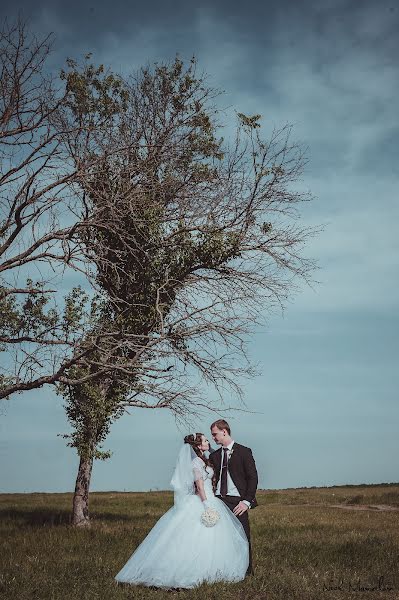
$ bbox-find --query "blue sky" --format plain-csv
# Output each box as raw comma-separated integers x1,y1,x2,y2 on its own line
1,0,398,492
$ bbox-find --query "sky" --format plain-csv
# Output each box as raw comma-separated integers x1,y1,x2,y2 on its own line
0,0,398,493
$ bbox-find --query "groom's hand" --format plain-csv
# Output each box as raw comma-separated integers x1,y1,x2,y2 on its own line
233,501,249,516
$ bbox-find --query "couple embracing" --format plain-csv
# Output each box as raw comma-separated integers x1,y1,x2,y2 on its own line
115,419,258,589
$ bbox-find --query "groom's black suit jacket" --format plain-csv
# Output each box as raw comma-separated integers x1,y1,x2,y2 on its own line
209,443,258,509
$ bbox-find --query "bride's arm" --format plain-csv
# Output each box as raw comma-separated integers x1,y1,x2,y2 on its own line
194,477,207,502
192,459,208,504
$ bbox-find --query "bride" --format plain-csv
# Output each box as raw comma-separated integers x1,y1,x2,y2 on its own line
114,432,249,589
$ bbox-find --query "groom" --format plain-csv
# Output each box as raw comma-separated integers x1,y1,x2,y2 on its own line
209,419,258,577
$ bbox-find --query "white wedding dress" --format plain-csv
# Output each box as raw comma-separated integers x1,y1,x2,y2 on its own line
114,456,249,588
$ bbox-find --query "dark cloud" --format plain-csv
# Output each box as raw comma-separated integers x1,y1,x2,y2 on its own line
2,0,198,50
3,0,398,63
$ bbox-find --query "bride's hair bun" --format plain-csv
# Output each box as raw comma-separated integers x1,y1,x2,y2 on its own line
184,434,195,444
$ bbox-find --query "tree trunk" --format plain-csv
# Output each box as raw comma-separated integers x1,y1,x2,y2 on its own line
72,454,94,527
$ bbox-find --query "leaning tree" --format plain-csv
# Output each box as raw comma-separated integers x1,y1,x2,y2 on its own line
56,56,321,526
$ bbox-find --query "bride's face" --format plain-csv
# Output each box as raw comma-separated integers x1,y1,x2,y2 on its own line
199,435,210,452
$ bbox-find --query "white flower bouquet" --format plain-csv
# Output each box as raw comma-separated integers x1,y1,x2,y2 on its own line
200,507,220,527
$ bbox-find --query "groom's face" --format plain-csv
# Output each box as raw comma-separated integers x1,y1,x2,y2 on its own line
211,426,227,445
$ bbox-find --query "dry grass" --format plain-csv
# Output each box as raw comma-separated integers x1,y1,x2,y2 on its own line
1,484,398,600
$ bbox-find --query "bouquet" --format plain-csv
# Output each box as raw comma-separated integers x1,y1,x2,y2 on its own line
200,507,220,527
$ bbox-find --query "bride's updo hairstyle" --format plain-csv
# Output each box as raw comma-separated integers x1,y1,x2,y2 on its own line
183,433,202,449
184,433,217,493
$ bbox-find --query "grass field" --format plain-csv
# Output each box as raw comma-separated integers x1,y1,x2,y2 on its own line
1,484,398,600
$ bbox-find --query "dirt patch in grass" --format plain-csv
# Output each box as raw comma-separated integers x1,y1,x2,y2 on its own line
276,502,399,512
330,503,399,511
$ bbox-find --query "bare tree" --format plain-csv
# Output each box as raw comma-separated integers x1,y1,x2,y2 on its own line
56,57,321,526
0,19,130,399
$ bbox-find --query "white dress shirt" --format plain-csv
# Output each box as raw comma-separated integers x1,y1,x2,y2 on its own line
215,440,251,508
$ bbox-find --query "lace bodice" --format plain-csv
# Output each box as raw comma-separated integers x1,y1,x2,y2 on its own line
192,457,215,497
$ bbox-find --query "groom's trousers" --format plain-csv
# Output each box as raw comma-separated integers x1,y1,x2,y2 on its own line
216,495,254,576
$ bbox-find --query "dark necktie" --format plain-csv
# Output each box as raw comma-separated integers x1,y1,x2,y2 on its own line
220,448,228,496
